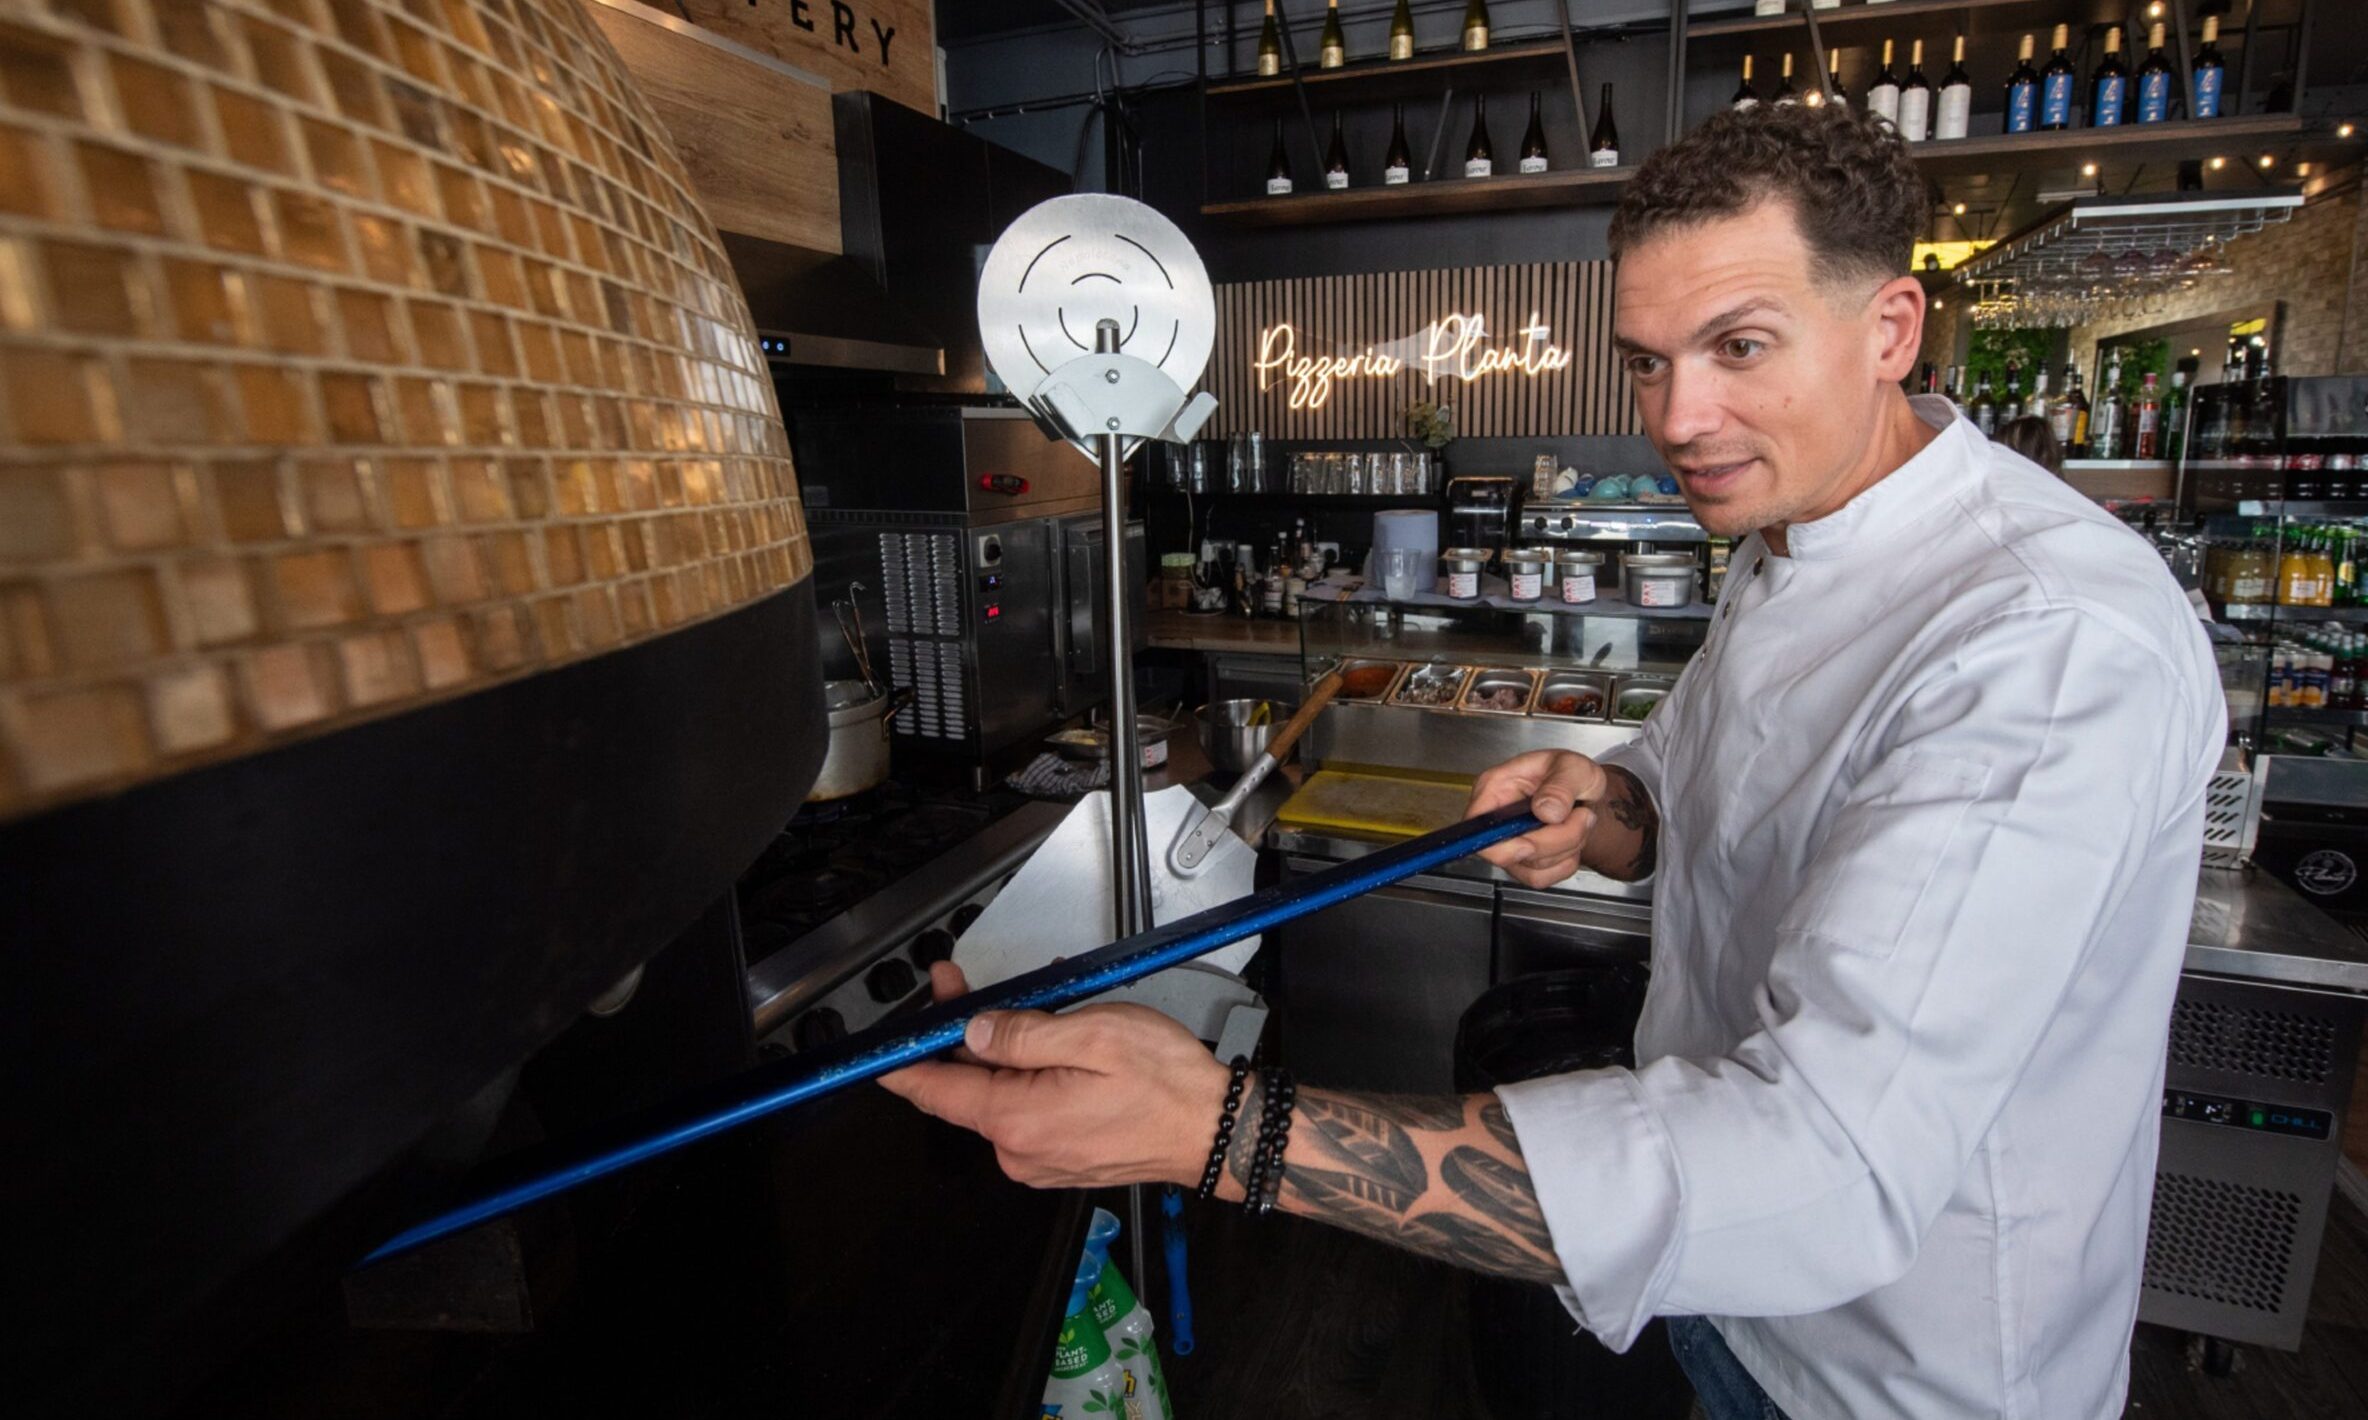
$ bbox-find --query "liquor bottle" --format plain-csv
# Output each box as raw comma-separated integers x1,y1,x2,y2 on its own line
1734,55,1760,110
2049,366,2085,450
1389,0,1415,62
1257,0,1282,77
1897,40,1932,141
1774,53,1800,107
1920,361,1939,395
1265,118,1293,195
1589,83,1619,167
2136,23,2175,123
1969,370,2000,436
2164,368,2191,462
2040,24,2076,131
1462,0,1489,53
1384,101,1413,184
2004,34,2041,134
2027,364,2052,427
1519,92,1550,173
1942,364,1962,406
2194,16,2227,118
1865,40,1900,125
1464,94,1494,178
2134,371,2164,458
2093,351,2127,458
1936,35,1973,139
1319,0,1346,68
2089,26,2128,128
2001,360,2025,424
1324,112,1351,189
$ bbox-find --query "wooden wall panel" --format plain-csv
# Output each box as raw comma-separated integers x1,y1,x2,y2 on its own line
663,0,936,116
1199,262,1637,439
587,2,843,255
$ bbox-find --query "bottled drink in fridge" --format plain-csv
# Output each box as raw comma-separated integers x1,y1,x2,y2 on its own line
1324,112,1351,189
1318,0,1345,69
1464,94,1494,177
1389,0,1415,61
1384,102,1413,184
1520,91,1549,173
1588,83,1619,167
2194,16,2227,118
2089,26,2129,127
2136,23,2175,123
1257,0,1282,77
1864,41,1899,125
1734,54,1761,110
1265,118,1292,195
2004,34,2041,134
1897,40,1932,141
2040,24,2076,130
1936,35,1973,139
1043,1255,1131,1418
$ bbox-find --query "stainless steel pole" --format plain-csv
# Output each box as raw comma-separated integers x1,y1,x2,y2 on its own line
1094,319,1154,941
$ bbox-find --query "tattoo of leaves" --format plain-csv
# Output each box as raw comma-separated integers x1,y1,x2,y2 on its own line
1600,763,1659,879
1399,1213,1564,1285
1479,1101,1521,1157
1296,1096,1430,1206
1441,1147,1554,1254
1360,1094,1469,1131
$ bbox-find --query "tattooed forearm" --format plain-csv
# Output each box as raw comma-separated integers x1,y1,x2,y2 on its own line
1226,1087,1563,1286
1596,762,1659,881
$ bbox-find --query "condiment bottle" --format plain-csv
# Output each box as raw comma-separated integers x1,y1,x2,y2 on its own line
1043,1255,1131,1418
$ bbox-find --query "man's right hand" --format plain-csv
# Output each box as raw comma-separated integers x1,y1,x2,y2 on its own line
1464,750,1611,889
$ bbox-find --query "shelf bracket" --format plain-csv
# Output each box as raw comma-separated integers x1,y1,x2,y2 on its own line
1555,0,1588,143
1269,0,1329,175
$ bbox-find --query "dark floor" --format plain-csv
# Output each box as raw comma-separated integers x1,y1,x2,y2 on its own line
1153,1193,2368,1419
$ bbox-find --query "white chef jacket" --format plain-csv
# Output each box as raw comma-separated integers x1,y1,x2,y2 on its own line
1496,396,2223,1419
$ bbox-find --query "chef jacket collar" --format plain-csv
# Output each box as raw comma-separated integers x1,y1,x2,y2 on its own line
1771,394,1980,563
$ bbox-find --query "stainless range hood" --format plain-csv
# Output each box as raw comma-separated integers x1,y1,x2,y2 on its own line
722,231,945,376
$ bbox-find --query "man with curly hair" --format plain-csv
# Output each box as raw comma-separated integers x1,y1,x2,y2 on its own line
885,105,2220,1419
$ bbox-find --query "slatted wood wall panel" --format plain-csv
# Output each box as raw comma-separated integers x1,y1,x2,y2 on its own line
1199,261,1637,439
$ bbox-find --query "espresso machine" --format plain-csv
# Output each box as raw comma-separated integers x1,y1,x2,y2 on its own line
1444,475,1518,556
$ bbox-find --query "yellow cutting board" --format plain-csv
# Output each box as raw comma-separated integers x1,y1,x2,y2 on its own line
1276,767,1477,841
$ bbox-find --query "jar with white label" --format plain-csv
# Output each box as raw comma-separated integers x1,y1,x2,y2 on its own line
1553,548,1603,604
1440,548,1489,601
1503,548,1549,602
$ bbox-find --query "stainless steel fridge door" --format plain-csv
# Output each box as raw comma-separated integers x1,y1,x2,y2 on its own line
1057,514,1147,716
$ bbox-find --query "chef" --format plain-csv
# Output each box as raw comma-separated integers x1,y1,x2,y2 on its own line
883,104,2221,1419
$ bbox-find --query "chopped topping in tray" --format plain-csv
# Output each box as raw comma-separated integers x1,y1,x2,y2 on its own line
1468,685,1527,711
1393,674,1461,706
1341,663,1399,698
1614,693,1663,721
1540,690,1604,718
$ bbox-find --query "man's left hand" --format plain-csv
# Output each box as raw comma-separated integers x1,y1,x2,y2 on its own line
878,962,1231,1190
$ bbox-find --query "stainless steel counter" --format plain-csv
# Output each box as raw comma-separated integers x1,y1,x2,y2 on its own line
2185,866,2368,994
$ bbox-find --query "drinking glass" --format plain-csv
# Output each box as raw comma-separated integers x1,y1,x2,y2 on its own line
1378,546,1426,601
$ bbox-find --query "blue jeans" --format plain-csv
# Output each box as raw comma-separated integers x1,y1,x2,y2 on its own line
1668,1315,1789,1420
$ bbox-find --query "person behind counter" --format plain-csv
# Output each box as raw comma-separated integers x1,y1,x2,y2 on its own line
882,105,2220,1420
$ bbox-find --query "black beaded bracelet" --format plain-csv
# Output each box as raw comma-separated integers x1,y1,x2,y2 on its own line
1195,1056,1252,1201
1249,1066,1297,1218
1240,1069,1278,1212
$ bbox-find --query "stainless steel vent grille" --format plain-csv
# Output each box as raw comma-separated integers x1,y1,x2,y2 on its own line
879,532,961,637
886,638,967,740
2200,767,2257,868
2143,1172,2301,1315
2168,998,2340,1085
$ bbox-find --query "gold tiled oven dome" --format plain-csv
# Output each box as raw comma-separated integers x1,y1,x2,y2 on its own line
0,0,813,820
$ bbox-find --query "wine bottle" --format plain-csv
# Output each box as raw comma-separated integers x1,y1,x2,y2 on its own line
2003,34,2040,134
2194,16,2226,118
2039,23,2075,131
2089,26,2128,128
1384,101,1412,184
1733,55,1761,110
1589,83,1619,167
1897,39,1932,141
1774,52,1799,107
1389,0,1415,62
1319,0,1345,70
1818,47,1845,110
2136,22,2174,123
1324,111,1351,189
1462,0,1489,53
1865,40,1900,126
1265,118,1292,195
1464,94,1493,178
1936,35,1972,139
1257,0,1281,78
1519,91,1549,174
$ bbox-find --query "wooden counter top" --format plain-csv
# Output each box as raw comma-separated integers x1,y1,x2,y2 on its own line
1146,608,1304,656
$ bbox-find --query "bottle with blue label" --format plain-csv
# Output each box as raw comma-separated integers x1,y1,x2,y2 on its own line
1042,1253,1133,1419
2039,23,2076,131
2003,34,2040,134
2089,27,2128,127
2194,16,2226,118
2136,22,2175,123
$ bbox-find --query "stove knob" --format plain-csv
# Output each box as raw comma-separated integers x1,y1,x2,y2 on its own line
1557,516,1576,532
948,903,987,938
912,927,957,966
793,1007,847,1052
866,957,919,1003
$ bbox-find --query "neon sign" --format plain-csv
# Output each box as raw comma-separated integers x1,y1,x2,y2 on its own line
1252,312,1572,409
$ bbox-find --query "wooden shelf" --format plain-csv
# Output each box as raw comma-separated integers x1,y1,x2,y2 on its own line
1908,114,2328,179
1202,164,1633,225
1206,38,1570,99
1691,0,2192,43
2220,603,2368,624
